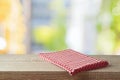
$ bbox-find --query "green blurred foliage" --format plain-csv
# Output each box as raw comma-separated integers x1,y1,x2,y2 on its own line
33,0,67,51
97,0,120,53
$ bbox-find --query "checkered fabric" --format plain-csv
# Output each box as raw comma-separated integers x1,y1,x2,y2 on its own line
39,49,109,75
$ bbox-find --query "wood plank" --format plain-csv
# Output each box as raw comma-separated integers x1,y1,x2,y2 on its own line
0,55,119,80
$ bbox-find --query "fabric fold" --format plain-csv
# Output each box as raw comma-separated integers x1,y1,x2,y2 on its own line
39,49,109,75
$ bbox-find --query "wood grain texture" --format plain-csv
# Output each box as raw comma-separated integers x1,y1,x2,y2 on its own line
0,55,119,80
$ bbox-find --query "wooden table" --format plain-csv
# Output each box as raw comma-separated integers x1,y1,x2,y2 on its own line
0,55,119,80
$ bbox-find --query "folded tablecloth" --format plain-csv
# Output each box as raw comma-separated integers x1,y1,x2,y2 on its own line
39,49,109,75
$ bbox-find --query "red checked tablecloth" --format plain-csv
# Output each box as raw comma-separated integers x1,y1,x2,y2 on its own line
39,49,109,75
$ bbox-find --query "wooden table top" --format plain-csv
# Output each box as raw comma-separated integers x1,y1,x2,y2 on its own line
0,55,119,80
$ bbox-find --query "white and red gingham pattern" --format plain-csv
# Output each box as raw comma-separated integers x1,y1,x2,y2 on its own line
39,49,109,75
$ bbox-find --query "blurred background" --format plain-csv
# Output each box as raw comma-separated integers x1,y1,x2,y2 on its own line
0,0,120,55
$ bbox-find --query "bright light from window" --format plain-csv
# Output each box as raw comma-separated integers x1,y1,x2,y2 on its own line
0,37,6,50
